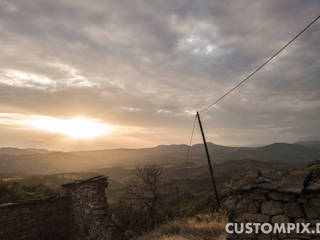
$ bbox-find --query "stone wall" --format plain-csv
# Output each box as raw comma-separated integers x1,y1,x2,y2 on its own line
62,176,112,240
0,175,112,240
0,197,69,240
226,169,320,240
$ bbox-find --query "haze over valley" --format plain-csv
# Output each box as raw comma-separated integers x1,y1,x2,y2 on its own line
1,140,319,174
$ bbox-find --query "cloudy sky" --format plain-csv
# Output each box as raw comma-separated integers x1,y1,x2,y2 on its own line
0,0,319,150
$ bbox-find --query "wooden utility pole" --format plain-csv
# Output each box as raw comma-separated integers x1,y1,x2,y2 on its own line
196,111,220,209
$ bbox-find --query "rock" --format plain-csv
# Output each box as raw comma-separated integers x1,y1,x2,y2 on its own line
295,218,305,223
226,196,239,212
236,198,258,214
276,173,307,194
268,192,296,202
236,213,270,223
248,201,259,214
229,197,259,214
305,179,320,192
0,176,112,240
247,193,266,200
303,205,320,219
309,198,320,207
301,193,320,199
278,233,288,239
261,200,283,215
254,188,270,194
230,173,256,192
226,195,257,219
124,230,137,239
297,197,308,204
258,235,272,240
227,233,257,239
310,219,320,224
284,202,304,218
304,169,320,192
231,170,283,192
271,215,290,223
287,234,312,239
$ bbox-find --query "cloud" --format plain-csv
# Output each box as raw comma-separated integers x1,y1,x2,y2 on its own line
0,0,319,149
0,69,55,89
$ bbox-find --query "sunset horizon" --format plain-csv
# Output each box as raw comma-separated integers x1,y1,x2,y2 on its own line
0,1,319,150
1,2,320,239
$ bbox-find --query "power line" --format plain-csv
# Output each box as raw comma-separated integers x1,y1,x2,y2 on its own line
199,15,320,113
185,114,196,163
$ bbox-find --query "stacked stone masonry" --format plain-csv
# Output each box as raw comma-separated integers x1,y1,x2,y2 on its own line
0,176,112,240
226,169,320,240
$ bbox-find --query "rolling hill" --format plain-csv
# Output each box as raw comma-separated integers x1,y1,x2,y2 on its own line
0,147,51,155
295,140,320,149
0,142,319,174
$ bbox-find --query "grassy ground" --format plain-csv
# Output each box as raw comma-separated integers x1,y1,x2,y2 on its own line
136,214,227,240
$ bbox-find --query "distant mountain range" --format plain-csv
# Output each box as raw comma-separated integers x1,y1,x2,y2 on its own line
294,140,320,149
0,147,51,155
0,141,320,174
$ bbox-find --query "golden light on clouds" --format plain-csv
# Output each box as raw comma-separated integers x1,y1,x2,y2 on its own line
0,113,156,150
20,116,114,139
1,69,54,88
0,113,115,139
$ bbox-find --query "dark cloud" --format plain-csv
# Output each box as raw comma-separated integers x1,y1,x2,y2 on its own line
0,0,319,149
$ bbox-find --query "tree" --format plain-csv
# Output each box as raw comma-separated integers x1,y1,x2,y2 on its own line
125,165,164,229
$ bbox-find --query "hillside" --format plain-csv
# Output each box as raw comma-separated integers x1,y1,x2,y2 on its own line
0,142,319,174
295,140,320,149
136,214,226,240
0,148,51,155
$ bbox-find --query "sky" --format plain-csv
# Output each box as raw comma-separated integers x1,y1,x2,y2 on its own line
0,0,319,151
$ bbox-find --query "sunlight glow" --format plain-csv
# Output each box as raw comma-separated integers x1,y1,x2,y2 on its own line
1,69,55,89
20,116,114,138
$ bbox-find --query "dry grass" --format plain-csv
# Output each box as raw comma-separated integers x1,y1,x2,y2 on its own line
136,214,227,240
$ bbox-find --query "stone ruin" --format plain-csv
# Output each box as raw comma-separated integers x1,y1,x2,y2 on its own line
226,169,320,240
0,176,113,240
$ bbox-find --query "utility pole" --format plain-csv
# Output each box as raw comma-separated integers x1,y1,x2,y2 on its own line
196,111,220,209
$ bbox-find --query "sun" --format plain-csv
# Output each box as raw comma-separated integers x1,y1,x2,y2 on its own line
21,116,114,139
